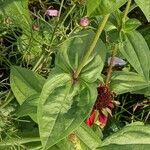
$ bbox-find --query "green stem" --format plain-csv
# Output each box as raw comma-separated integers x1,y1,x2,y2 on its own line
32,54,45,72
61,4,76,26
122,0,132,24
105,44,118,86
58,0,65,20
0,91,14,109
127,3,137,13
73,14,110,79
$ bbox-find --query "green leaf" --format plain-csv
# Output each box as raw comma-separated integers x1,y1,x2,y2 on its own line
0,0,31,32
119,31,150,80
132,85,150,96
16,94,39,122
123,18,141,32
135,0,150,22
56,30,106,83
86,0,127,16
37,71,97,149
10,66,45,104
97,122,150,150
50,138,74,150
139,26,150,48
75,123,102,150
110,71,150,94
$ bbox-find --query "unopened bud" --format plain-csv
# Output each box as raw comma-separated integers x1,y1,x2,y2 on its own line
80,17,90,27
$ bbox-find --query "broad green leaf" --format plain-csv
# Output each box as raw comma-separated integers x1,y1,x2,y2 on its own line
10,66,45,104
97,122,150,150
110,71,150,94
119,31,150,80
56,30,106,83
139,26,150,48
75,123,102,150
132,85,150,96
135,0,150,22
0,0,31,32
86,0,127,16
50,138,74,150
16,94,39,122
123,18,141,32
38,72,97,149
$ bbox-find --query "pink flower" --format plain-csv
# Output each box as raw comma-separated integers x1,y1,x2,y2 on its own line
45,7,59,17
80,17,90,27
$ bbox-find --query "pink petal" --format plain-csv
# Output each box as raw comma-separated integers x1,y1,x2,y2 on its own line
86,111,96,127
45,9,59,17
108,102,114,109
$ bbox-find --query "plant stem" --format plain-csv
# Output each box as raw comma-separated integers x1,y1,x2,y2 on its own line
105,44,118,86
122,0,132,24
58,0,65,20
0,91,14,109
61,4,76,26
73,14,110,79
32,54,45,72
127,3,137,13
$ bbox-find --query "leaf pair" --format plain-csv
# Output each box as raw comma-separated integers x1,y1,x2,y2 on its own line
110,31,150,96
11,30,107,149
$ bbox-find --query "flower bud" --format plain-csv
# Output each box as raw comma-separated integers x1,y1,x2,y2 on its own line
80,17,90,27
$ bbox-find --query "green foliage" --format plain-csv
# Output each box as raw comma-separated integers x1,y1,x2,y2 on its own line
86,0,127,16
56,30,106,83
120,31,150,80
110,71,149,94
16,94,39,122
98,122,150,150
10,66,45,104
37,71,97,149
111,31,150,95
0,0,31,32
1,0,150,149
135,0,150,22
75,123,102,149
123,19,141,32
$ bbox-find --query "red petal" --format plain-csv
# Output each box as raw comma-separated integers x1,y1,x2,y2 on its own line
108,102,114,109
99,113,108,127
86,111,96,127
